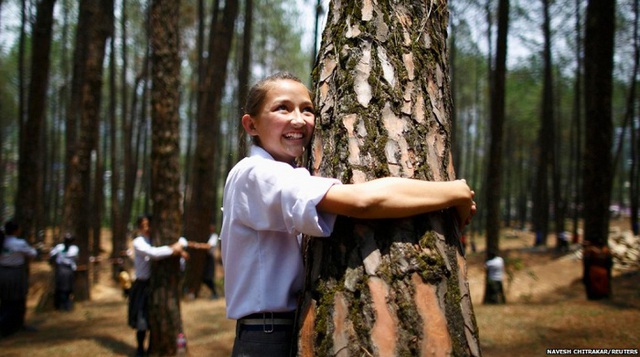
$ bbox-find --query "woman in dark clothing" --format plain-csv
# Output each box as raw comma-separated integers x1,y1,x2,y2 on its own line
0,220,37,337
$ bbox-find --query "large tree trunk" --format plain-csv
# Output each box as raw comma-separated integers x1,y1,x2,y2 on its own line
298,0,481,355
147,0,184,354
62,0,113,302
16,0,56,243
582,0,616,298
182,0,238,297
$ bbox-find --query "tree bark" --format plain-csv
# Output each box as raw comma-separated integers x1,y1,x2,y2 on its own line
182,0,238,297
62,0,114,302
147,0,184,354
582,0,616,298
484,0,508,257
236,0,253,161
299,0,481,355
16,0,56,243
582,0,615,247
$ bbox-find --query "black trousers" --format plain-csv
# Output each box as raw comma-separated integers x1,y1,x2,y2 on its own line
231,322,294,357
0,298,26,337
231,312,296,357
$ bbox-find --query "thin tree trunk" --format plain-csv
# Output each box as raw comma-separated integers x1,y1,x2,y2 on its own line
484,0,509,258
482,0,509,305
108,33,124,281
570,0,583,243
147,0,184,354
182,0,238,297
236,0,252,161
631,0,640,235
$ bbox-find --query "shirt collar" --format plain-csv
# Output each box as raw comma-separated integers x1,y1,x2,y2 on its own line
250,145,275,161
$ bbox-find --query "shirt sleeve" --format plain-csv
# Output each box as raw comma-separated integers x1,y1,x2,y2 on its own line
237,160,341,237
133,237,174,260
18,240,37,258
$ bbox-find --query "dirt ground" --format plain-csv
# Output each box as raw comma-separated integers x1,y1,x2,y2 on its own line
0,220,638,357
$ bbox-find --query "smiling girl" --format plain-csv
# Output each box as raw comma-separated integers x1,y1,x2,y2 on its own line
221,72,476,356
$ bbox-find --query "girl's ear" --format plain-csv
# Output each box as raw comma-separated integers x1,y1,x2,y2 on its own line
241,114,258,136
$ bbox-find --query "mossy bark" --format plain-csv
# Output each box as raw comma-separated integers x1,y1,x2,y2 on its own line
298,0,480,355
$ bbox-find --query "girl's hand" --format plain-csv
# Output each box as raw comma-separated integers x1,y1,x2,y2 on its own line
454,180,476,229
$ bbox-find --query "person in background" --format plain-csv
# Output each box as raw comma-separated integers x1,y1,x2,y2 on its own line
0,220,37,337
49,233,79,311
202,223,219,299
128,215,188,357
582,241,613,300
483,251,506,304
221,72,476,356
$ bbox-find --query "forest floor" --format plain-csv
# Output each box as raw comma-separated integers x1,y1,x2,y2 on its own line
0,219,638,357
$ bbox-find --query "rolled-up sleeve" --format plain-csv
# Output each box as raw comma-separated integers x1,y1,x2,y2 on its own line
283,173,339,236
239,161,341,237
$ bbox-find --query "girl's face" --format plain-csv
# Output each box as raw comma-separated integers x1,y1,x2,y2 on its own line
243,79,315,164
139,218,150,237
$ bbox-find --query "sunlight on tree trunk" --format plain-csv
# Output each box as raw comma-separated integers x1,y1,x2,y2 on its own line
298,0,481,355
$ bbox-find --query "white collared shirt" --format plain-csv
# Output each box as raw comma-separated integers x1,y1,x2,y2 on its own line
221,146,341,319
0,236,37,266
486,256,505,281
49,243,79,270
132,235,174,280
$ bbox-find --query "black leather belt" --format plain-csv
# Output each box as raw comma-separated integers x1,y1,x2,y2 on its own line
238,312,296,333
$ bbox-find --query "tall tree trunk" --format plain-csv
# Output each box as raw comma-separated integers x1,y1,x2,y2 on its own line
147,0,184,354
182,0,238,297
236,0,252,161
533,0,554,247
631,0,640,236
613,0,639,236
182,0,205,222
569,0,583,243
108,33,124,281
582,0,616,299
62,0,114,302
484,0,509,257
17,0,27,225
16,0,56,244
482,0,509,304
582,0,615,247
298,0,481,355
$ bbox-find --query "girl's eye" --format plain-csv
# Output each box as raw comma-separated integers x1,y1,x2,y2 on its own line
303,106,315,114
276,104,289,112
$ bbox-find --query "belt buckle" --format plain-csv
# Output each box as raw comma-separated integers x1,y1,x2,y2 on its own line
263,312,274,333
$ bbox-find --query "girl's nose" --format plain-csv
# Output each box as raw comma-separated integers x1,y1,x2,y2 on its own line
290,112,305,127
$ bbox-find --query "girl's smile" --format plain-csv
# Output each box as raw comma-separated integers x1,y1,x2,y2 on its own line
242,79,315,164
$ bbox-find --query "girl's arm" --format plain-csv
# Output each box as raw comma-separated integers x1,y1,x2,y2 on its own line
317,178,476,225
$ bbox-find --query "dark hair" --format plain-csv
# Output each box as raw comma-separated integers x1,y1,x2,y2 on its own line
0,230,5,251
136,214,152,228
4,220,20,236
244,72,308,117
